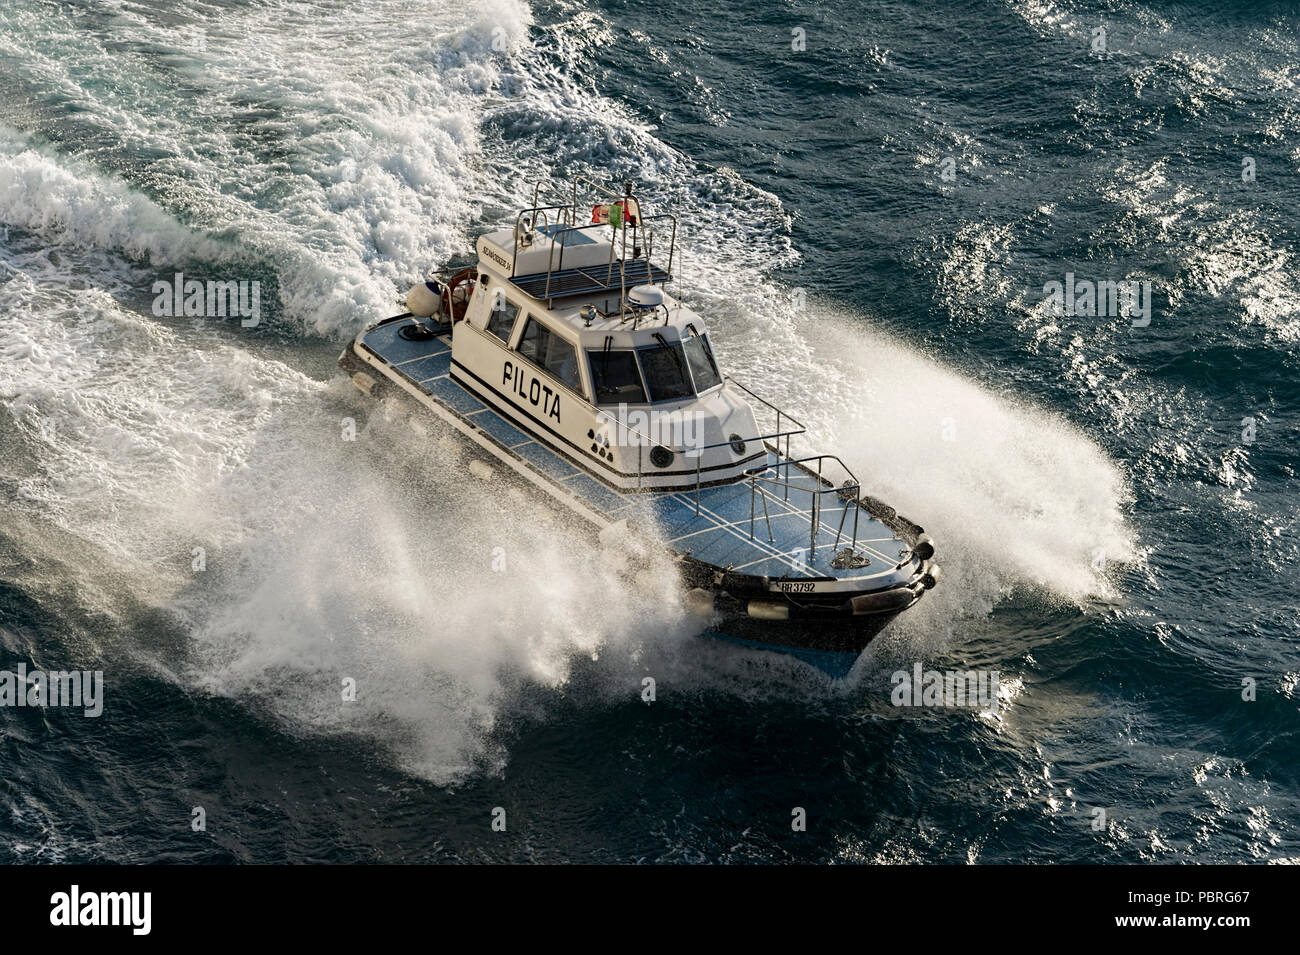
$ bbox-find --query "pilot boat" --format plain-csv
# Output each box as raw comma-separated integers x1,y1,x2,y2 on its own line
339,177,939,675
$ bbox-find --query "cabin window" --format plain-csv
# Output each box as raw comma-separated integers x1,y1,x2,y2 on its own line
683,335,722,392
587,350,647,405
638,342,694,403
486,298,519,342
517,318,583,394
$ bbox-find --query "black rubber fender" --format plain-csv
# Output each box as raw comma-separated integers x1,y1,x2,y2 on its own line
848,587,917,615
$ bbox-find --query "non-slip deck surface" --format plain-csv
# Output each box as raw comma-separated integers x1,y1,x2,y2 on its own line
360,319,906,581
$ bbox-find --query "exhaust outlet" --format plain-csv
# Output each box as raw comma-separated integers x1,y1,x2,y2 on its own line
746,601,790,621
350,371,378,395
684,588,716,618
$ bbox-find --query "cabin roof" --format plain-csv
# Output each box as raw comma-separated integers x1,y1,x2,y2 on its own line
477,227,671,300
508,289,707,350
476,227,696,349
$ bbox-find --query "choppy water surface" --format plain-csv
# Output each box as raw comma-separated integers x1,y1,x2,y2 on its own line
0,0,1296,862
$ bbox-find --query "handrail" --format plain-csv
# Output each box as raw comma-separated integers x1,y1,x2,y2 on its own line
751,482,775,543
593,389,865,559
724,374,807,496
570,174,630,208
508,178,678,311
724,375,806,431
587,370,816,514
745,453,863,561
420,264,479,322
529,214,678,308
510,204,571,276
542,219,617,301
635,213,678,295
531,180,573,220
591,406,803,461
592,400,806,512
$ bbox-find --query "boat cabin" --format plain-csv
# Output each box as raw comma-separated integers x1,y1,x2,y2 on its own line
437,179,781,492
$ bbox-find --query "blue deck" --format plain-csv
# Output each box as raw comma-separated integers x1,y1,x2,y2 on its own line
358,319,909,583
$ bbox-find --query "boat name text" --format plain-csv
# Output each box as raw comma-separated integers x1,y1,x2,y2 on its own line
483,245,511,270
504,360,562,422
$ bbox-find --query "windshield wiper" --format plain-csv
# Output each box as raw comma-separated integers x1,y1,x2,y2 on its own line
652,332,686,377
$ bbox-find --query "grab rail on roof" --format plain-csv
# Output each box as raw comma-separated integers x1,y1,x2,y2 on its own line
508,177,678,315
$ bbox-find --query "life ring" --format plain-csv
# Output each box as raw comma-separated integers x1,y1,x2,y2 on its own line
442,267,476,322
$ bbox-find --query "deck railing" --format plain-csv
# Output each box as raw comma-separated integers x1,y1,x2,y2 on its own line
591,374,865,562
725,380,865,561
745,454,863,563
590,400,804,502
723,375,804,480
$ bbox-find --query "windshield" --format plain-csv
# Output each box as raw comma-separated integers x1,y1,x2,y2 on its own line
638,342,694,402
588,349,646,404
683,335,722,392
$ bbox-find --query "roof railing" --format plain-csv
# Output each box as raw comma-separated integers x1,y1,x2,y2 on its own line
507,177,678,312
509,204,570,275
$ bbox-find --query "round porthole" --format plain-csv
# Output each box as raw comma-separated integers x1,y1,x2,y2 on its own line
650,446,674,469
729,433,746,455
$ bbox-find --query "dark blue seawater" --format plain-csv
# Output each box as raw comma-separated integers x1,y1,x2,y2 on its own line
0,0,1297,862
